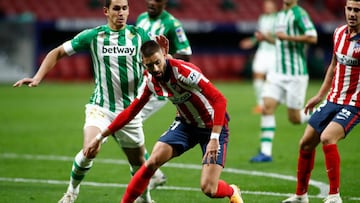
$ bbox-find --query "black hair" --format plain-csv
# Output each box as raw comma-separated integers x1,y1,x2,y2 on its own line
141,40,161,58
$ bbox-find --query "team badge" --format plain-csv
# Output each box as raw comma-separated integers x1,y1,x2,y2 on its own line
354,41,360,53
176,27,186,43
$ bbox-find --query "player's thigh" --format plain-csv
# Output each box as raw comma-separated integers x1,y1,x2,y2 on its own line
252,51,275,74
83,104,112,145
286,76,308,109
262,78,284,104
113,125,145,148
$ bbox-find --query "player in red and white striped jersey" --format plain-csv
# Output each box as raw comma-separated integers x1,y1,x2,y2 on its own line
85,40,244,203
282,1,360,203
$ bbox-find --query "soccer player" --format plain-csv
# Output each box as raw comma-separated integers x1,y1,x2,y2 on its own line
239,0,277,114
282,0,360,202
250,0,318,162
136,0,193,189
84,40,244,203
13,0,165,202
136,0,192,62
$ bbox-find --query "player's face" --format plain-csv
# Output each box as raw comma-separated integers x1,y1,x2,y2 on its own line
263,0,277,14
146,0,166,18
104,0,129,30
142,50,167,81
345,1,360,29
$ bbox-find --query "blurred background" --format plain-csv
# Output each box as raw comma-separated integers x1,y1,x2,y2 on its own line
0,0,346,83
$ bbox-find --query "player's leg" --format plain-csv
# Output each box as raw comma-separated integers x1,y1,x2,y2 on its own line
251,55,268,114
250,76,283,162
281,124,319,203
122,146,153,203
250,96,278,162
140,95,168,190
252,72,266,114
113,125,154,203
121,141,174,203
122,119,189,203
58,128,100,203
320,105,360,201
58,104,108,203
199,127,243,203
286,75,310,125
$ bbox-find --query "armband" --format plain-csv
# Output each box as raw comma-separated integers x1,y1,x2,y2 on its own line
95,133,105,141
210,132,220,140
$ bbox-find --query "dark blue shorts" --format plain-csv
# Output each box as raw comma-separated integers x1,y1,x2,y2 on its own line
158,118,229,167
309,101,360,136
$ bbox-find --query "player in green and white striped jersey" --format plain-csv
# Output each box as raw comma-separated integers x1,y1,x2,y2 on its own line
13,0,161,202
250,0,318,163
136,0,192,62
239,0,278,114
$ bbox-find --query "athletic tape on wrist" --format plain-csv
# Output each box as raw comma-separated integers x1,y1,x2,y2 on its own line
210,132,220,140
95,133,105,141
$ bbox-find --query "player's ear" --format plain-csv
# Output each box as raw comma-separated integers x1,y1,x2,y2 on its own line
103,6,109,16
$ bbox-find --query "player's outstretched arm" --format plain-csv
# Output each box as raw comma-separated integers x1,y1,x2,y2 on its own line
13,44,68,88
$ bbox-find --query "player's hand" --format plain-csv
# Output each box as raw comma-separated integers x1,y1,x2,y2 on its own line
156,35,169,55
304,95,322,115
13,78,40,87
239,38,254,49
275,32,288,41
202,139,220,165
254,31,265,41
84,138,102,158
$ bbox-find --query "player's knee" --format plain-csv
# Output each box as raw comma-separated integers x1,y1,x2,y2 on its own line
145,158,162,170
200,183,217,198
289,115,301,124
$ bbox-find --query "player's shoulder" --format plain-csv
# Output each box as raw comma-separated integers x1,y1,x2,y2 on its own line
292,5,310,17
136,12,148,22
75,25,106,39
334,24,348,35
127,24,146,33
161,10,183,26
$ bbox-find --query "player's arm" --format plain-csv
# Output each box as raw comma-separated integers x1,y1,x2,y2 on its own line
276,32,317,44
198,79,227,163
304,53,336,114
13,44,68,87
169,22,192,62
276,13,318,44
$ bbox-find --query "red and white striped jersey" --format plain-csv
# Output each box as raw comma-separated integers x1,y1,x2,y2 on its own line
327,25,360,107
108,59,227,132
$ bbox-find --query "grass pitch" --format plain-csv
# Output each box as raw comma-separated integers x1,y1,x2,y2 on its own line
1,80,359,203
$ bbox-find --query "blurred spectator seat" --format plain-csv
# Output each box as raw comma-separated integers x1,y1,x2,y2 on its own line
0,0,341,23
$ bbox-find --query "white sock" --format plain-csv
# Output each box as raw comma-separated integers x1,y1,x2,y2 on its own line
68,150,93,193
260,115,275,156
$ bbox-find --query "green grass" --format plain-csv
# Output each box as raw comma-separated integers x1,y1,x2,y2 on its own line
1,80,360,203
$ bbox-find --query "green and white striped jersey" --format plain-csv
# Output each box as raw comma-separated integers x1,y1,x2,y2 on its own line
63,24,150,113
136,10,192,56
274,5,317,76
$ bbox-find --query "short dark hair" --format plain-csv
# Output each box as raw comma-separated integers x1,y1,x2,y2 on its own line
141,40,161,58
103,0,111,8
104,0,129,8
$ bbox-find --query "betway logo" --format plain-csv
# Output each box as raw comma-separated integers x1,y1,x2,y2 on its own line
102,45,136,56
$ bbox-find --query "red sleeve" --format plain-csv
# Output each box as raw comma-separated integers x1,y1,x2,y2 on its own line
198,79,227,126
107,88,152,133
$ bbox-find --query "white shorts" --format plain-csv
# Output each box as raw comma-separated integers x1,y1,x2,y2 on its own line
252,50,276,74
140,95,168,121
262,73,309,109
84,104,144,148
